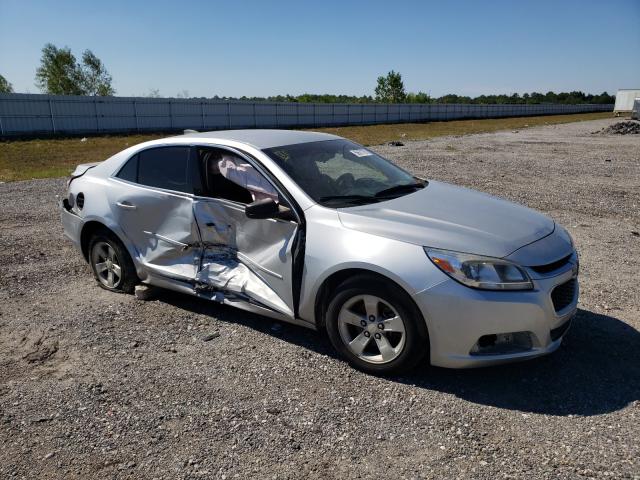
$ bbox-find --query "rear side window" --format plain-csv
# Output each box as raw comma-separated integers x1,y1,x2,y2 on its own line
137,147,191,193
116,154,138,182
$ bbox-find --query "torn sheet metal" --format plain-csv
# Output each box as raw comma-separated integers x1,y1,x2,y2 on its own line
133,206,200,280
196,246,292,316
139,230,198,279
193,199,298,318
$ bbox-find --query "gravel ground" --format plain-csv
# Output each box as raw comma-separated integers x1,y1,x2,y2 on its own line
1,118,639,479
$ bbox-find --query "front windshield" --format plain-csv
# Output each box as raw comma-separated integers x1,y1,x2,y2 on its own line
262,139,425,207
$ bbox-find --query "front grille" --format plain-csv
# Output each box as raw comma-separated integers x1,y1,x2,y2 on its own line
550,318,572,341
551,278,576,312
530,254,572,274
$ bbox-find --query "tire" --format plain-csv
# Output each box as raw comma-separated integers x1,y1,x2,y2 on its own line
325,274,429,375
88,230,138,294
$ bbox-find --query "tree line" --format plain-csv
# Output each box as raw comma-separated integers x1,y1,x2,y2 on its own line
0,44,615,105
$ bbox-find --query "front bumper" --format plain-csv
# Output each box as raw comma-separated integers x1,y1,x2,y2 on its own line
413,263,578,368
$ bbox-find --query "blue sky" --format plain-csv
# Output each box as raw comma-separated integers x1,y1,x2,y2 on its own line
1,0,638,97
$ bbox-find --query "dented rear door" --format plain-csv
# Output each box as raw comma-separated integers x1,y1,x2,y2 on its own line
108,146,200,280
193,197,298,318
109,183,200,280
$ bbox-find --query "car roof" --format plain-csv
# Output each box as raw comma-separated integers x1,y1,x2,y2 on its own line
178,129,342,149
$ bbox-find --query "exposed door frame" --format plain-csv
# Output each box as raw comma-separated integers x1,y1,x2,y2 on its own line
192,144,307,318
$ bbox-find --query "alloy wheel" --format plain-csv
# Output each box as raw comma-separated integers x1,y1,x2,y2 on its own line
337,294,406,364
91,241,122,289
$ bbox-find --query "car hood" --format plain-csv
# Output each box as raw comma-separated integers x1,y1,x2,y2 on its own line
337,180,555,258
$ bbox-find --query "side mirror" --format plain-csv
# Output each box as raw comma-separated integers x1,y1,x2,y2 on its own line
245,198,279,219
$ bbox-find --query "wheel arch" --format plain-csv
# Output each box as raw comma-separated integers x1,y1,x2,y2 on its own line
80,220,135,264
313,268,429,340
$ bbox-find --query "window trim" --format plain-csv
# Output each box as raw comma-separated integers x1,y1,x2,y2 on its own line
111,145,195,196
134,145,193,194
109,143,303,224
115,153,139,183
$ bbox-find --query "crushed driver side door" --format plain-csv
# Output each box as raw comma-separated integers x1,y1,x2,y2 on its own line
191,149,299,318
193,198,299,318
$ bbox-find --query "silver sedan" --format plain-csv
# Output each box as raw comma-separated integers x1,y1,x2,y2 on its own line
60,129,578,374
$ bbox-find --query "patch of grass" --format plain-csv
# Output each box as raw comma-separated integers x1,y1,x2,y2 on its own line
311,111,612,146
0,134,165,182
0,112,612,182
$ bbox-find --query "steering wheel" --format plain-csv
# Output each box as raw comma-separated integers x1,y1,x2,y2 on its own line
335,173,356,192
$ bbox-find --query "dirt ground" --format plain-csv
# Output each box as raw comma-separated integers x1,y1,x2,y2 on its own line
1,118,639,479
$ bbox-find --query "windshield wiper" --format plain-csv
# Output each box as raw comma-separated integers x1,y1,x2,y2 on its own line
318,194,379,205
374,182,425,198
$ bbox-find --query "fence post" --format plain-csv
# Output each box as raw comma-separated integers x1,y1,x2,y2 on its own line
134,100,139,132
48,99,56,134
201,101,205,130
227,102,231,129
169,100,173,131
93,97,99,133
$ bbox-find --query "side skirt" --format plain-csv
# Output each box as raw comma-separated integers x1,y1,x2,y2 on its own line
142,271,316,331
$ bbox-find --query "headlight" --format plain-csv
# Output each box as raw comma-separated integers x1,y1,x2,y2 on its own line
425,248,533,291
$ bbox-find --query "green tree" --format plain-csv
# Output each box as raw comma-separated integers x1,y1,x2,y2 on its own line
0,74,13,93
375,70,406,103
80,50,115,96
406,91,431,103
35,43,114,95
35,44,84,95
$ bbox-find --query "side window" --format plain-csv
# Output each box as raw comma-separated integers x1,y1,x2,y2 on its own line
199,148,280,205
116,154,138,182
137,147,191,193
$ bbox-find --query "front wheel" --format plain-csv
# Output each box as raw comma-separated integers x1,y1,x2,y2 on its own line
325,275,429,375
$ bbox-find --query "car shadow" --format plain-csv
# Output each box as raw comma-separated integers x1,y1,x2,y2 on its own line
398,309,640,416
159,292,640,417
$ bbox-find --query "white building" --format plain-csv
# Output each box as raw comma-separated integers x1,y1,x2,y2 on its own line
614,89,640,116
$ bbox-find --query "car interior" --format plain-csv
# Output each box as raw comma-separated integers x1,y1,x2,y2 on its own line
198,148,257,204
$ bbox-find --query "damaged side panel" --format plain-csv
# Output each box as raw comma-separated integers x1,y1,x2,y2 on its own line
193,199,298,318
107,182,200,280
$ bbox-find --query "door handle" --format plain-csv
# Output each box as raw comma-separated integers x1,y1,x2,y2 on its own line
116,201,137,210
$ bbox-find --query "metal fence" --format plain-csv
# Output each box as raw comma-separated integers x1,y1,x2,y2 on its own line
0,93,613,138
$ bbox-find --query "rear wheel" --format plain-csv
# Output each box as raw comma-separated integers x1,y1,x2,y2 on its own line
325,275,429,374
88,231,137,293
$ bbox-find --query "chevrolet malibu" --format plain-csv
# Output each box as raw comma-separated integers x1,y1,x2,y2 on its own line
60,130,579,374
